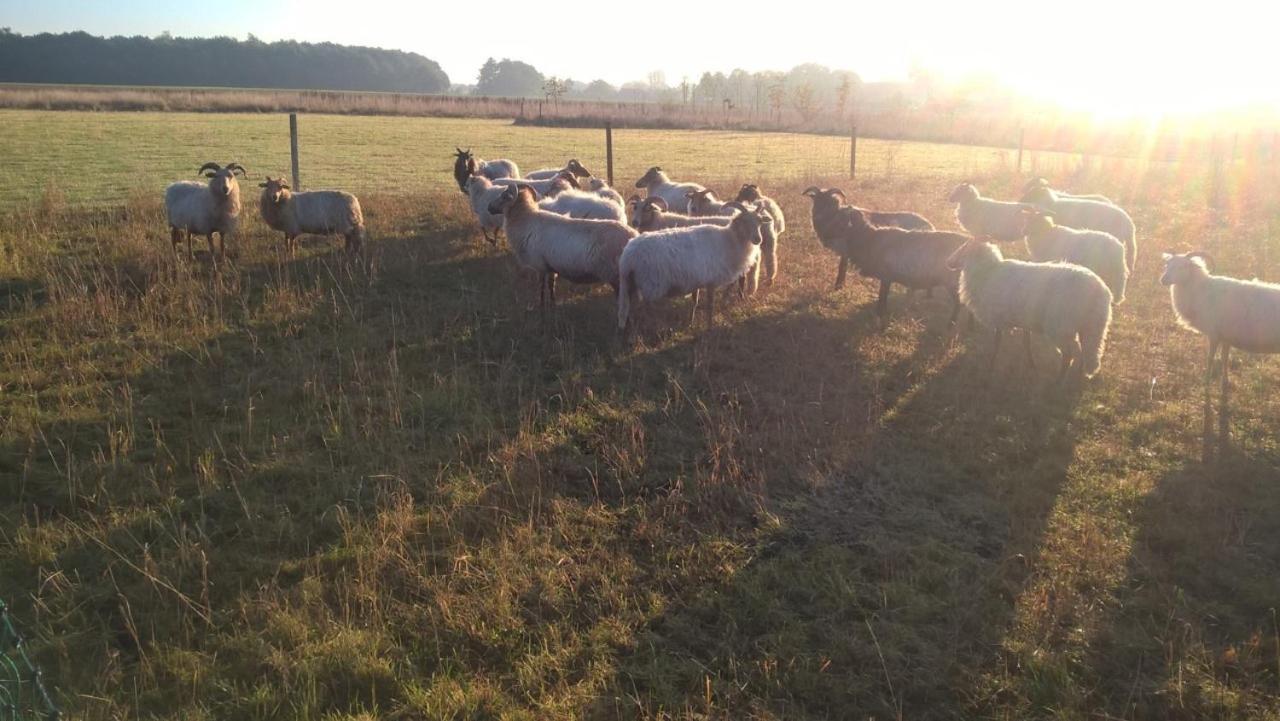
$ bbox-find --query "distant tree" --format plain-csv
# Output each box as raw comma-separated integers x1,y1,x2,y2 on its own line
680,77,690,105
578,79,618,101
543,76,567,105
474,57,543,97
647,70,667,90
793,81,817,120
767,78,786,123
835,74,852,119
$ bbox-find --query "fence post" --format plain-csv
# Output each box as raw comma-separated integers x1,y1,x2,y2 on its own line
289,113,301,191
1017,127,1025,173
849,125,857,179
605,121,615,187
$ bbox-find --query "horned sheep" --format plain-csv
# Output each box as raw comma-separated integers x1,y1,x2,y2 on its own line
452,148,519,193
801,187,934,290
164,161,246,260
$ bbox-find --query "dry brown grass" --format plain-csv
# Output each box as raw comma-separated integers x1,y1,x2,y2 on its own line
1,123,1279,720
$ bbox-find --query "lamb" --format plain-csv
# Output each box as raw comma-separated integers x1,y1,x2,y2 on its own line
734,184,787,286
465,175,507,244
258,177,366,254
617,202,771,334
1022,185,1137,272
801,187,934,290
841,206,968,328
538,188,626,222
525,159,593,181
686,189,734,217
1160,250,1280,458
1023,177,1114,205
452,148,519,193
1022,210,1127,304
629,196,732,232
587,177,625,206
487,184,636,309
634,166,707,212
946,238,1112,380
492,171,578,198
948,183,1032,243
165,161,246,260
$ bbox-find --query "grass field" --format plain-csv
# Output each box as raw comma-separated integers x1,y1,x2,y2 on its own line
2,110,1280,720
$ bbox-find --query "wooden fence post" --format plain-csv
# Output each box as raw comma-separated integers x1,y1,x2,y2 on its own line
1017,127,1025,173
849,125,857,178
289,113,301,191
605,122,614,187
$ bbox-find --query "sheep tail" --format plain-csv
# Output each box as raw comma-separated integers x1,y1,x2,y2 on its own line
1079,290,1112,378
617,268,635,332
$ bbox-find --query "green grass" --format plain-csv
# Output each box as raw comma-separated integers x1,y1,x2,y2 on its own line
1,111,1280,720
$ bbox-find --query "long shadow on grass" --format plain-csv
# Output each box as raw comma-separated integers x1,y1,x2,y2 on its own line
599,294,1092,720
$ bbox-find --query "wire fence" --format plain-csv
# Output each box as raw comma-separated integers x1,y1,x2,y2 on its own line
0,600,60,721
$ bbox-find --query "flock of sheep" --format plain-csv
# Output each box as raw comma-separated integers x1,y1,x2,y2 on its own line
160,148,1280,454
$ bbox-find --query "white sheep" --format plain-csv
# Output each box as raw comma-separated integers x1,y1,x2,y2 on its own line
587,177,625,206
949,183,1032,243
1160,250,1280,456
492,172,578,198
617,202,770,334
634,166,706,213
488,184,636,309
452,148,520,193
1022,185,1137,272
165,161,246,260
734,184,787,286
1023,177,1114,205
1022,210,1127,304
464,175,507,245
628,196,732,232
947,238,1112,380
526,159,593,181
538,188,626,222
258,177,366,254
686,189,733,217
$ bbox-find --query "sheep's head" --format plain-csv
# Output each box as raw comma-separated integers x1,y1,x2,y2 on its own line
686,189,719,215
200,162,245,198
589,177,610,192
635,166,664,189
727,202,769,245
1160,251,1213,286
1022,177,1052,195
565,159,594,178
464,174,491,196
487,183,537,215
1020,185,1055,207
801,186,845,214
452,148,475,193
633,197,668,229
1020,207,1054,236
625,195,644,227
735,184,762,203
946,236,1000,271
948,183,979,203
258,176,291,205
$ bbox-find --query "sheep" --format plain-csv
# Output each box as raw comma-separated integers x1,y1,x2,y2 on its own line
634,166,707,212
840,206,968,328
948,183,1032,243
734,184,787,286
1022,210,1127,304
1023,177,1114,205
801,187,934,290
465,175,507,244
1160,250,1280,458
492,171,578,198
525,159,593,181
538,188,626,222
587,177,625,206
165,161,246,260
629,196,732,232
452,148,519,193
946,238,1112,380
487,184,636,309
686,189,734,217
1022,185,1137,272
258,177,366,254
617,202,771,335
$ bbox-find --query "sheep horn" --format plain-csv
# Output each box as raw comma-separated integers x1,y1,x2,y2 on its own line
828,188,847,201
801,186,821,197
647,197,668,211
1186,251,1215,270
198,162,221,176
226,162,247,178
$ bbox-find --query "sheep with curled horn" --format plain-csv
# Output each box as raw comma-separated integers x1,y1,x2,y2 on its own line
452,147,520,193
1160,249,1280,459
164,161,246,261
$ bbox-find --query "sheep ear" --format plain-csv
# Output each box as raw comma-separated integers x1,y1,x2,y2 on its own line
828,188,846,201
801,186,820,197
258,182,268,187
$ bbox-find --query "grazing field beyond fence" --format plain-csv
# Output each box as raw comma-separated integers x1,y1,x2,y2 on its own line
1,109,1279,720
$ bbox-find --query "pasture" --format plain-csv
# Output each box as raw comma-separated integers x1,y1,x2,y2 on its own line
1,109,1280,720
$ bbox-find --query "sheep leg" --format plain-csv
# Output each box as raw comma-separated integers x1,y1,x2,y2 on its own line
185,229,193,259
1057,337,1080,384
1024,331,1037,370
1219,344,1231,454
689,290,701,325
834,257,849,290
1204,339,1219,461
748,260,760,296
205,234,218,264
170,227,182,254
547,273,558,309
948,287,962,326
876,280,892,330
705,286,716,332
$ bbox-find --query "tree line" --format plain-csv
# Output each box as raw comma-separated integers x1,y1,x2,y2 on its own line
0,29,450,93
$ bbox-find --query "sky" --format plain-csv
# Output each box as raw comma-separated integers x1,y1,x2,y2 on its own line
2,0,1275,116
